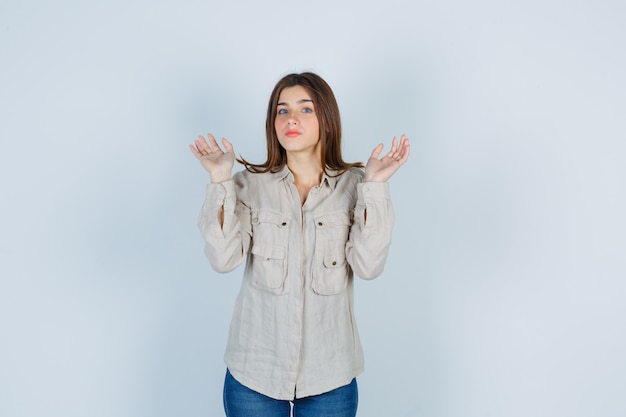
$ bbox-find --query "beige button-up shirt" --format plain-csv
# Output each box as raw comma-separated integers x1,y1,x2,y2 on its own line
198,166,394,400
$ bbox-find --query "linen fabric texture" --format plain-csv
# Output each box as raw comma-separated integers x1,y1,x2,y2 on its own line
199,166,394,400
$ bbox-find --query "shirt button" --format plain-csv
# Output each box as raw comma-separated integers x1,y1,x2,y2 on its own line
281,222,287,226
332,261,337,266
318,221,323,226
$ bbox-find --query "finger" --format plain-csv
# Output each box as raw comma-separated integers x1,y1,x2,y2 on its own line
196,135,211,153
398,147,410,164
400,134,409,148
207,133,221,151
389,136,398,152
221,137,234,154
386,136,399,158
397,138,411,164
370,143,384,159
189,144,203,159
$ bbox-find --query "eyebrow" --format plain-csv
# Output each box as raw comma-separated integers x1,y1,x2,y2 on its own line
277,99,314,106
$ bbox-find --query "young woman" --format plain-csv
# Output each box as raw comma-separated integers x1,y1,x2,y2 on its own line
190,72,409,417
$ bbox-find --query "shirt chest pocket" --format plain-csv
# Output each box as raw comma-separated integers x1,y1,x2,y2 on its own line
248,209,291,294
312,210,352,295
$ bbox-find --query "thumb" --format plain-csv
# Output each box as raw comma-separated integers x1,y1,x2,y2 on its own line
370,143,384,159
222,137,234,154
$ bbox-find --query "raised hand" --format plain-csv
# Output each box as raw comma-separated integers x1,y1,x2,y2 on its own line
189,133,235,183
364,134,410,182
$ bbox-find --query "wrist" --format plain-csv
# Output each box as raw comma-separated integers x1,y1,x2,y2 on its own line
364,174,387,182
208,167,233,183
210,173,232,183
210,177,232,184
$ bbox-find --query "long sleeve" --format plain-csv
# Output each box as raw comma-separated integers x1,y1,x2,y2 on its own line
198,176,252,273
345,181,394,279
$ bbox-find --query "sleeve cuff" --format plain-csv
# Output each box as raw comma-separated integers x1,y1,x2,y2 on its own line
206,180,236,208
357,181,390,201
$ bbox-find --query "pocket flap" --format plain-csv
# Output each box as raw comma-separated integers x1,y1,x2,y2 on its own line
251,243,285,260
314,210,352,229
323,252,346,268
252,209,290,228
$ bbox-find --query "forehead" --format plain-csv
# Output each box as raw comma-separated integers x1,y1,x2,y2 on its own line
277,85,313,104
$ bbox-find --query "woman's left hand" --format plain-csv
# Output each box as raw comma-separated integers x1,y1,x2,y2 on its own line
364,134,410,182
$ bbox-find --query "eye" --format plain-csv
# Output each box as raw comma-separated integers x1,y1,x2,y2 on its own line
277,108,288,115
302,107,314,113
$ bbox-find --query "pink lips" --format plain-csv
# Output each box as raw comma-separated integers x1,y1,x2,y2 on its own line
286,130,301,138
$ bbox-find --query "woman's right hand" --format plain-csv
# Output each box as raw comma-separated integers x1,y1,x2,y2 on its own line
189,133,235,183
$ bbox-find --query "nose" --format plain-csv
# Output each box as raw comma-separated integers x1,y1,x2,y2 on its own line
287,113,299,125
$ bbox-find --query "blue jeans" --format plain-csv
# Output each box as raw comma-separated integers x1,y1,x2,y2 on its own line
223,369,358,417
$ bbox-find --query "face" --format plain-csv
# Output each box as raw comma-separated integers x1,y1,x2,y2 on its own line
274,85,321,157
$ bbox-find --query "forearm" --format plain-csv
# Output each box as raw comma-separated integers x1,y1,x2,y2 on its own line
346,182,395,279
198,180,250,273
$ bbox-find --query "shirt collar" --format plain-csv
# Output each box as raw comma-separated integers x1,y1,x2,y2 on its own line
270,165,291,182
272,165,340,190
321,169,340,190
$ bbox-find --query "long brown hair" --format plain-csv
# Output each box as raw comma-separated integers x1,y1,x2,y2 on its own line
238,72,364,174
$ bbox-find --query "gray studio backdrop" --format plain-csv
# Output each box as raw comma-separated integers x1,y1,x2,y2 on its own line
1,1,624,416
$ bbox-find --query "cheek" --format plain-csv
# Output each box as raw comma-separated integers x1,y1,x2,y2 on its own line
312,119,320,134
274,117,285,131
310,114,320,129
274,120,285,144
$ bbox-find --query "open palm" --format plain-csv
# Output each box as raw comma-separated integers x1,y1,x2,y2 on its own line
189,133,235,183
364,135,410,182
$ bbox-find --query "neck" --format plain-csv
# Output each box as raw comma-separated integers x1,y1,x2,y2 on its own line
286,152,324,186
